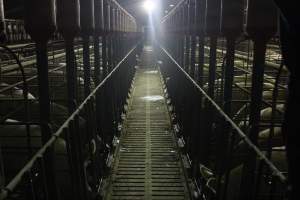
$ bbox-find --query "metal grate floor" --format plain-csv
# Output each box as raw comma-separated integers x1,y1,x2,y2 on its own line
104,47,190,200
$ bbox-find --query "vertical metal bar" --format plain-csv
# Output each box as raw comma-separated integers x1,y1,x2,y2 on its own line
239,40,267,200
197,36,205,86
216,36,236,200
102,36,108,77
184,38,190,72
180,7,185,69
108,36,112,72
189,0,196,78
239,0,278,198
198,0,221,164
107,1,112,72
64,39,84,200
80,0,94,97
65,39,78,113
82,35,91,97
37,157,49,200
190,35,196,78
94,34,103,148
36,43,51,148
280,19,300,200
185,1,191,73
69,118,86,199
85,98,97,191
24,171,36,200
219,0,243,126
0,146,5,191
94,0,104,80
195,0,206,85
0,0,5,42
94,36,101,85
102,0,109,78
35,42,59,200
217,1,244,192
62,127,78,200
207,37,217,99
223,39,235,115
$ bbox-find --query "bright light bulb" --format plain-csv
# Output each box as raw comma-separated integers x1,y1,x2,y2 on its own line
143,0,155,12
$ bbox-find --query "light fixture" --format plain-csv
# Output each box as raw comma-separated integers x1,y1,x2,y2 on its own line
143,0,155,13
170,4,174,7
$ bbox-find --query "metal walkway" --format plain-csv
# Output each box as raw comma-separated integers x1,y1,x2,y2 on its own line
105,47,190,200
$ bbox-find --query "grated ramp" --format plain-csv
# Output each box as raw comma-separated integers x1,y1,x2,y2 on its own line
105,47,190,200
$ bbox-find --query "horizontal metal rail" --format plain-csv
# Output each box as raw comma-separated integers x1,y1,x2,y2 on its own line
0,44,137,200
0,43,83,73
203,46,288,89
160,45,287,183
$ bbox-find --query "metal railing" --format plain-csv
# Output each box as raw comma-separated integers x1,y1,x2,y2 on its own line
159,0,288,199
0,0,141,199
158,46,287,199
0,44,138,200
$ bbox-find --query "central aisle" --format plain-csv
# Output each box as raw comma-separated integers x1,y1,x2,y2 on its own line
105,47,190,200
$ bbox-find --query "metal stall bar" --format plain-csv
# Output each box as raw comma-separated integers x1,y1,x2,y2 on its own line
200,0,221,164
215,0,244,198
159,0,287,198
57,0,86,199
159,45,287,199
24,0,58,199
80,0,95,98
239,1,278,199
0,0,5,43
183,1,190,72
0,44,139,200
189,0,196,78
0,0,140,199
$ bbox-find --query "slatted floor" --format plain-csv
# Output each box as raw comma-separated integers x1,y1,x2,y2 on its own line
104,47,190,200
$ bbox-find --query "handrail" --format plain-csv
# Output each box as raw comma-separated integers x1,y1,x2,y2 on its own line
161,0,185,23
0,44,137,200
0,44,83,94
160,45,287,184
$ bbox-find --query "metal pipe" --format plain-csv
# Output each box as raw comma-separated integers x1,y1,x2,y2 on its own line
94,0,105,189
189,0,196,78
216,0,245,196
35,41,59,200
56,0,86,196
195,0,206,85
24,0,58,198
94,36,101,85
160,45,286,183
239,0,278,198
240,40,267,199
80,0,95,97
207,37,217,100
0,44,139,200
200,36,217,164
82,35,92,97
0,0,5,42
198,0,221,165
107,1,113,72
102,35,108,77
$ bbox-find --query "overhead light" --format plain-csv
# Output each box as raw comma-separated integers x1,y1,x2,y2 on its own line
143,0,155,13
170,4,174,7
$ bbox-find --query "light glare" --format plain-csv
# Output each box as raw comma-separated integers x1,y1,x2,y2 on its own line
143,0,155,12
